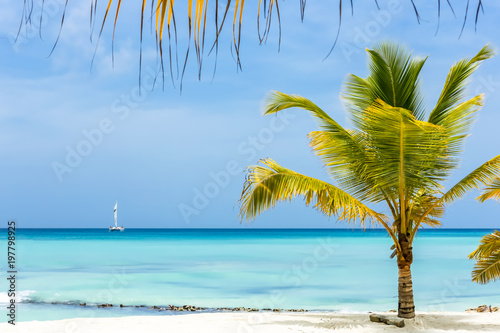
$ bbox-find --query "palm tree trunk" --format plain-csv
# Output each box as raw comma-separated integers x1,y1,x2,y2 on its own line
397,230,415,319
398,263,415,318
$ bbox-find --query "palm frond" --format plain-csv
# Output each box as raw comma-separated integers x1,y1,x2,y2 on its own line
239,158,387,226
441,154,500,204
469,231,500,285
264,91,388,202
19,2,489,87
264,91,352,136
409,193,445,237
469,230,500,260
307,130,379,199
359,100,453,232
360,100,450,196
437,94,483,158
428,44,495,126
471,249,500,284
409,190,445,219
342,41,428,124
411,155,500,243
477,178,500,202
420,218,442,228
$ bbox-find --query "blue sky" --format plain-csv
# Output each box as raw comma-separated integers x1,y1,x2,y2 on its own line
1,1,500,228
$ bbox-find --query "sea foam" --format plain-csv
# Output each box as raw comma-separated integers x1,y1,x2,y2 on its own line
0,290,36,304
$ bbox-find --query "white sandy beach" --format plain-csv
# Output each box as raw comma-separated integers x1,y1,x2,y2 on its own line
1,312,499,333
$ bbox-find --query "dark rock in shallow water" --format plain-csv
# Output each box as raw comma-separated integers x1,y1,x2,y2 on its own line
165,304,205,312
478,305,489,313
92,303,307,313
466,304,499,313
232,307,246,311
182,305,197,311
369,314,404,328
97,303,113,308
284,308,306,312
79,303,86,306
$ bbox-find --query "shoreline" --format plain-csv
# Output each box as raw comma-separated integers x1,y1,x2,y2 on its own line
2,311,500,332
17,300,499,313
41,301,310,313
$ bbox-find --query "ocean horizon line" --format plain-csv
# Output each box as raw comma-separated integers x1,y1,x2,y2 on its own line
1,227,497,230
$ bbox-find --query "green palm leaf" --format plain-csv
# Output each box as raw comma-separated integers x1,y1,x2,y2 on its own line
264,91,377,197
469,231,500,260
264,91,355,138
411,154,500,240
360,101,450,194
437,95,484,158
342,41,428,124
469,231,500,284
360,100,451,232
409,190,444,227
307,130,376,200
477,178,500,202
428,44,495,126
441,154,500,204
239,158,386,226
470,183,500,284
471,252,500,284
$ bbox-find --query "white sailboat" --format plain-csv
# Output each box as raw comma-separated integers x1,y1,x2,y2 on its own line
109,201,124,232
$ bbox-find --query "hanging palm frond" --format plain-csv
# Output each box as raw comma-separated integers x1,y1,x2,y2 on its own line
17,1,487,88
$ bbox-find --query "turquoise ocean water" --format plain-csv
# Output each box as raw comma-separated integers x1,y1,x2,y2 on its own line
0,228,499,322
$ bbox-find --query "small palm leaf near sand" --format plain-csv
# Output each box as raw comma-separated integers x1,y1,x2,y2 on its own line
239,41,497,319
469,181,500,284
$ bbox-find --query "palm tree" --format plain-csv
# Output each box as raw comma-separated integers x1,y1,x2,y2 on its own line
18,1,485,84
238,41,498,319
469,179,500,284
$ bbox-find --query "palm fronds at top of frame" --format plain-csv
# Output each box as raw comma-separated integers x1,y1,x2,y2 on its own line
17,1,487,88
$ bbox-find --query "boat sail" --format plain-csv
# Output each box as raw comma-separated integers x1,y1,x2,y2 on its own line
109,201,124,231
